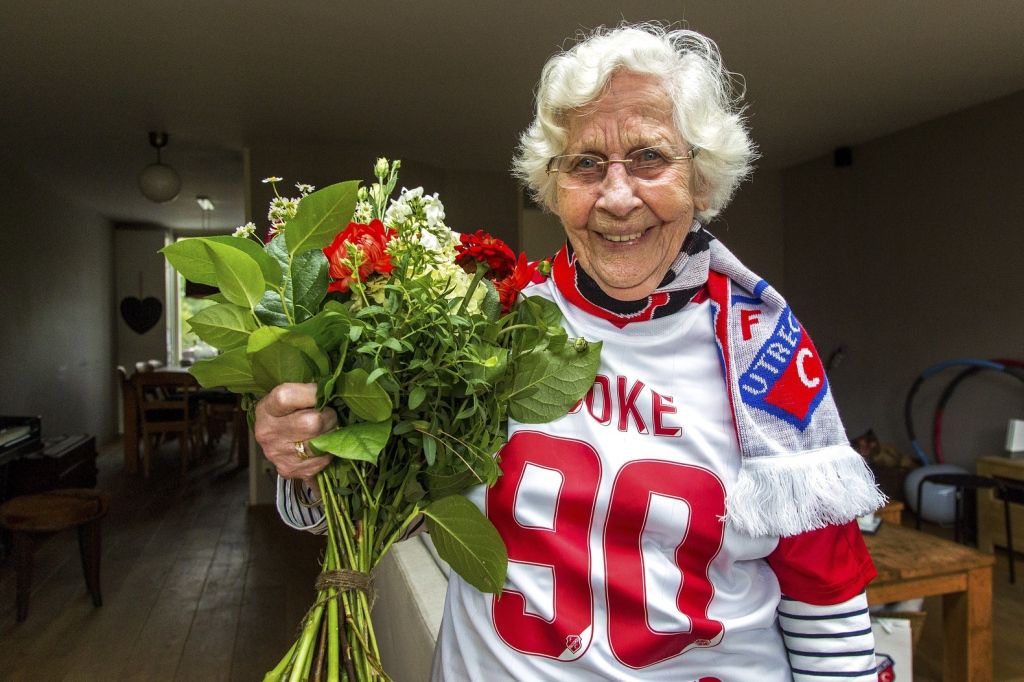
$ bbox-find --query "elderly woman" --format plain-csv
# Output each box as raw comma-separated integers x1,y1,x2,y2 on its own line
257,24,885,681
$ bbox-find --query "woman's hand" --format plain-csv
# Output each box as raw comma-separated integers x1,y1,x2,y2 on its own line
254,383,337,484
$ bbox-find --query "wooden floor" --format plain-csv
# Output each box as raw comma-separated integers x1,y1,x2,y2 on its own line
1,441,1023,680
0,439,323,681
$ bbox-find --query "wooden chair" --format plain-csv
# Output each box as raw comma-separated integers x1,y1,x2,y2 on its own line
132,372,202,478
198,390,247,467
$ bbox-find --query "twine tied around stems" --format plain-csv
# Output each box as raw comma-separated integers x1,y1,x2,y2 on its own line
295,569,378,639
315,569,375,599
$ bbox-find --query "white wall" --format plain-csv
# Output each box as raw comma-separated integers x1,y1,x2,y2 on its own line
716,168,786,290
114,226,169,372
0,166,116,441
782,91,1024,469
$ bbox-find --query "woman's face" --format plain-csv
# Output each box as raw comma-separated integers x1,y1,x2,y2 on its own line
555,71,709,301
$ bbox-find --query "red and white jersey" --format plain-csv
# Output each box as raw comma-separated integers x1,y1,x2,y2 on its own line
432,278,873,681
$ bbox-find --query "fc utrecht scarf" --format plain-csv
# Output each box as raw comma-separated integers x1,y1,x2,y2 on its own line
551,223,886,537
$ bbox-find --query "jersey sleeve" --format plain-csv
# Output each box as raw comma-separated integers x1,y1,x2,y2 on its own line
766,520,876,605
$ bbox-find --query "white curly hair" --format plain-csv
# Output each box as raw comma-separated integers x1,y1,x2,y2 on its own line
512,23,757,222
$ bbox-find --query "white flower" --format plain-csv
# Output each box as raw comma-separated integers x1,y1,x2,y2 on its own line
268,196,300,223
374,157,390,178
427,260,485,313
352,200,373,224
422,193,445,228
261,176,282,184
399,186,423,202
232,222,256,238
295,182,315,195
417,230,440,251
384,199,412,225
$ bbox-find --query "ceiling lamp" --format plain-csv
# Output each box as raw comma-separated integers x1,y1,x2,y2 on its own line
138,131,181,203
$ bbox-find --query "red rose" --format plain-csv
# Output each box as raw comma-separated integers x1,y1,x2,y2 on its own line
455,229,516,280
323,219,396,293
495,252,538,313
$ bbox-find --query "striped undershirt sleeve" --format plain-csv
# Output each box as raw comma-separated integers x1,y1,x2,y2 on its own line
779,591,878,681
275,476,327,535
275,476,427,541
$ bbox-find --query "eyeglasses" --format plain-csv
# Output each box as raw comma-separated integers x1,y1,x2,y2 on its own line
546,145,699,189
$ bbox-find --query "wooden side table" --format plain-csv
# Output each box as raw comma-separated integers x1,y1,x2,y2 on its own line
877,501,904,526
0,488,110,622
975,455,1024,554
865,522,994,681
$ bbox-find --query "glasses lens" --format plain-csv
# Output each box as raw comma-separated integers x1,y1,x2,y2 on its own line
628,147,674,180
552,154,603,188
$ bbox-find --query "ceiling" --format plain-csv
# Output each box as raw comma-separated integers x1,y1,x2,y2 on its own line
2,1,1022,232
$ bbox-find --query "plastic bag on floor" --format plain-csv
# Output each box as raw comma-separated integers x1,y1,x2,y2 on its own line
871,617,913,681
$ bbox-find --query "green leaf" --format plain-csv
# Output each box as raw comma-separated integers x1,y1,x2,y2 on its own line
508,339,603,423
186,303,257,350
162,235,281,287
285,180,360,256
339,368,393,422
255,234,330,325
204,241,267,310
408,385,427,410
466,344,508,386
247,327,318,391
311,420,391,464
187,348,261,393
480,279,502,322
422,467,484,500
423,434,437,466
424,496,507,594
293,308,355,350
317,359,346,410
512,295,564,350
280,331,331,376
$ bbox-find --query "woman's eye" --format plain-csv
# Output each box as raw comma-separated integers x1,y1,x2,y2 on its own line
638,149,663,162
575,156,599,170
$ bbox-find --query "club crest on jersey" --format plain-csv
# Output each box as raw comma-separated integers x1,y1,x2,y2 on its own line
565,635,582,653
736,306,827,430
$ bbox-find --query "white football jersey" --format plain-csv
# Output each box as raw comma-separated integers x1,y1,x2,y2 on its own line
433,278,794,681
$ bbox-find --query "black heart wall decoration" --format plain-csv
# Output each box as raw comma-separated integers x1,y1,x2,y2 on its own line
120,296,163,335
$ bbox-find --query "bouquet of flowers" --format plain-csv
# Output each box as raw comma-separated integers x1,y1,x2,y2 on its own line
162,159,601,681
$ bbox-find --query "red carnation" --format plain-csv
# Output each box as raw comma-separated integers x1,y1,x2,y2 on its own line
455,229,516,280
323,219,396,293
495,252,538,313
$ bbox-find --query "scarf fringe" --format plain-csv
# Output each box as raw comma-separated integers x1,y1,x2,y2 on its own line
724,445,887,538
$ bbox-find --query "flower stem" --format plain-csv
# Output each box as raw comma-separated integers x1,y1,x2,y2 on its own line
456,265,489,316
287,602,324,682
262,639,298,682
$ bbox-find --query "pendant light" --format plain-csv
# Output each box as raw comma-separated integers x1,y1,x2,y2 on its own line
138,131,181,203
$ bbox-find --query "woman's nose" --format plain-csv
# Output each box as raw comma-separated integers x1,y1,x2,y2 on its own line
596,163,642,216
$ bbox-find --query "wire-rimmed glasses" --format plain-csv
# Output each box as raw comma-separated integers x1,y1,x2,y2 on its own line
546,145,699,189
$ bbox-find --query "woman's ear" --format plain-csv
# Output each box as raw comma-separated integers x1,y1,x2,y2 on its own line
692,171,711,212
